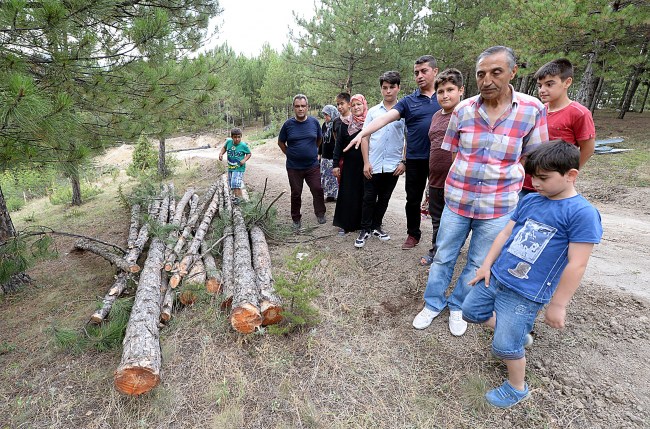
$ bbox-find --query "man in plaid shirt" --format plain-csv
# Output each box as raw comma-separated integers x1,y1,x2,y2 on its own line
413,46,549,336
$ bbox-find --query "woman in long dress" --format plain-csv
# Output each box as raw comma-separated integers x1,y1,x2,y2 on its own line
332,94,368,234
319,105,340,202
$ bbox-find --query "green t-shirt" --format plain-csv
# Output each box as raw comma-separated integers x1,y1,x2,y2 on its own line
225,139,251,172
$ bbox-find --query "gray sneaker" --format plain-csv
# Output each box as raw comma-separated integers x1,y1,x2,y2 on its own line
317,215,327,224
354,230,370,248
372,228,390,241
292,220,301,232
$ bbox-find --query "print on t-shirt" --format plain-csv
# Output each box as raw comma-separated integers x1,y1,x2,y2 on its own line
507,219,557,268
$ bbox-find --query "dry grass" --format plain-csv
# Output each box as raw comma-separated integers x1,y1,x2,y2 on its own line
1,115,649,428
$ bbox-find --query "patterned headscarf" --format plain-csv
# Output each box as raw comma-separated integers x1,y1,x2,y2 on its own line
341,94,368,135
321,105,339,143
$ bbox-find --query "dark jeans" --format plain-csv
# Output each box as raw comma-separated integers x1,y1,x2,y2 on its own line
361,172,399,231
287,165,326,222
428,187,445,256
405,158,430,240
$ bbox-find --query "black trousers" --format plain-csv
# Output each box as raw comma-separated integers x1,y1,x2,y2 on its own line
427,186,445,255
360,172,399,231
405,158,429,240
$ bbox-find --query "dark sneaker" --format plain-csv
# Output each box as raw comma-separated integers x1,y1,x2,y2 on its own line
292,220,301,232
317,215,327,224
325,196,337,202
485,380,530,408
372,228,390,241
354,230,370,248
232,197,240,205
401,235,419,249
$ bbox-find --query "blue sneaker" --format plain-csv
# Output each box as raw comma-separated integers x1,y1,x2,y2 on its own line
485,380,530,408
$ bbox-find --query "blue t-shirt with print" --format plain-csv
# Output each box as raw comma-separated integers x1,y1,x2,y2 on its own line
491,193,602,304
392,89,441,159
278,116,322,170
225,139,251,172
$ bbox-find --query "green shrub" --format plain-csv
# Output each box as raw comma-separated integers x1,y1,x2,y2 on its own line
5,196,25,212
127,134,158,177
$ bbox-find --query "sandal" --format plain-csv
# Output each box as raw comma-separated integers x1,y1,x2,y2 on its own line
419,253,434,266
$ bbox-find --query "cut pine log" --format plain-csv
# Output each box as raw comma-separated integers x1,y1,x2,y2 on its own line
177,188,221,277
163,188,195,266
90,272,130,324
127,204,141,249
250,226,283,326
160,275,174,322
221,174,233,219
201,241,222,294
164,181,219,272
125,199,162,271
230,205,262,334
74,239,137,273
220,226,235,309
178,258,205,306
114,191,170,396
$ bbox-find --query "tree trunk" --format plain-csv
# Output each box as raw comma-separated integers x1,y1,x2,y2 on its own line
618,73,632,111
90,273,130,324
70,172,82,206
250,226,282,326
618,76,641,119
160,273,174,322
230,205,262,334
640,82,650,114
220,226,235,309
178,259,206,306
202,241,222,294
0,185,16,243
158,136,167,178
125,199,162,271
576,51,597,108
74,239,137,273
163,188,194,266
114,190,170,395
590,77,605,113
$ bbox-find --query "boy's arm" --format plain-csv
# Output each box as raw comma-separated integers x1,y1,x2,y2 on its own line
218,145,227,160
544,242,594,328
468,220,515,287
577,138,595,167
361,136,372,179
345,109,401,152
240,153,252,165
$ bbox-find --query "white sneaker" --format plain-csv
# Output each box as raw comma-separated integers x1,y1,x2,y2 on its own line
448,310,468,336
412,307,440,330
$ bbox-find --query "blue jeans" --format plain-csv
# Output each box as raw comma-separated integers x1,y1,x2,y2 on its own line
462,277,543,360
423,206,512,312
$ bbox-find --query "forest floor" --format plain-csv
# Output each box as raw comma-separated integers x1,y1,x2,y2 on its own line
0,110,649,428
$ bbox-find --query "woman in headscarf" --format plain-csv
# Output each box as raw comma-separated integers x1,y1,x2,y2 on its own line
319,105,340,202
332,94,368,235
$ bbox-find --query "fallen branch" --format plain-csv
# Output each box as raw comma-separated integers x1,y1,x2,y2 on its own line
74,239,137,273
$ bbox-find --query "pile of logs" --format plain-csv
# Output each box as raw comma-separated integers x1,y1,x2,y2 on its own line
72,174,283,396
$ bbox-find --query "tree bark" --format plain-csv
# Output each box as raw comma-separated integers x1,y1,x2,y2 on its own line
220,226,235,310
70,172,82,206
640,82,650,114
202,241,222,294
74,239,137,273
165,181,220,273
250,226,282,326
125,199,162,271
127,204,141,249
590,77,605,113
160,273,174,322
163,188,194,267
618,75,641,119
177,188,221,278
230,205,262,334
114,189,170,395
0,186,16,243
90,272,130,324
158,136,167,178
576,51,597,108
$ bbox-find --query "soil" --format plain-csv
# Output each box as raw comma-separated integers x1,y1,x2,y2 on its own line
1,112,649,428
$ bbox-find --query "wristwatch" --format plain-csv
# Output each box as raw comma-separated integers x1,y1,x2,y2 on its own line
399,160,406,165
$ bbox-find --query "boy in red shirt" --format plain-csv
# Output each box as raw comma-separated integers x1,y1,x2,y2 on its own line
521,59,595,194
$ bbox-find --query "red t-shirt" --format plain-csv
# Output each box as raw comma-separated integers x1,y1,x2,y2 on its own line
428,110,453,188
523,101,596,190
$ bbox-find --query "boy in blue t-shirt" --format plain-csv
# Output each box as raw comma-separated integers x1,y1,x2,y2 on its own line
462,140,603,408
218,128,251,203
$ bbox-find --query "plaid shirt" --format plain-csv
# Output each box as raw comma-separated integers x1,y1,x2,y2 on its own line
442,86,548,219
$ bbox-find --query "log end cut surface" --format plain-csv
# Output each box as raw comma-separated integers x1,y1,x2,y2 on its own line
230,303,262,334
114,367,160,396
206,278,222,294
261,301,283,326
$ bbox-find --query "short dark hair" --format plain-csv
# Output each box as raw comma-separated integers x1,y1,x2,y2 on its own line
379,71,401,86
336,92,351,103
476,46,517,71
415,55,437,69
534,58,574,81
525,140,580,176
434,68,464,91
230,127,242,136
